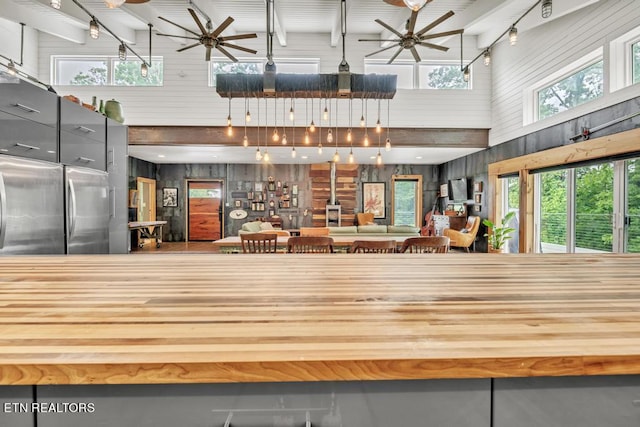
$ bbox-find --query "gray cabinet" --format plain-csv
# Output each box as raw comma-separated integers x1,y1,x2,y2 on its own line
0,386,35,427
0,111,57,162
59,100,106,171
494,375,640,427
0,79,58,128
107,118,128,253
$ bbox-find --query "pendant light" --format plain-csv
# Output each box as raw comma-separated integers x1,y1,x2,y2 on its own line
326,98,333,143
309,97,316,132
256,98,263,161
385,99,391,152
245,97,251,122
375,99,382,134
363,99,369,146
291,117,296,158
359,97,365,127
323,98,329,121
263,99,270,163
463,66,470,82
376,134,383,165
281,97,287,145
272,97,279,142
317,112,323,154
243,98,249,148
346,98,352,143
333,99,340,163
289,97,295,122
304,98,310,144
89,18,100,39
226,96,233,137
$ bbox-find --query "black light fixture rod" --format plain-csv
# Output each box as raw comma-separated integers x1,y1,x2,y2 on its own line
71,0,150,67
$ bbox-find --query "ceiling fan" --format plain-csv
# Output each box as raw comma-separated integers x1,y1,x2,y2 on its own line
157,8,257,62
358,8,463,64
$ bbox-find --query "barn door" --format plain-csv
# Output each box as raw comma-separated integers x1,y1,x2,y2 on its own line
187,180,223,241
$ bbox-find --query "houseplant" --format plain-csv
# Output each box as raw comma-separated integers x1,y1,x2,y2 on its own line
482,211,516,253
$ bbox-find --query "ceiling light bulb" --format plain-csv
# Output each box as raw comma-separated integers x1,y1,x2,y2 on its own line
50,0,61,9
333,150,340,163
304,130,310,144
255,148,262,161
541,0,552,18
289,107,294,121
104,0,126,8
245,110,251,122
402,0,427,12
227,124,233,137
140,63,148,77
118,43,127,60
509,26,518,45
323,106,328,121
309,120,315,132
385,138,391,152
243,135,248,147
89,19,99,39
483,50,491,66
326,129,333,143
282,133,287,145
263,150,270,162
291,147,296,158
363,132,369,147
375,119,381,134
7,60,17,76
376,151,383,165
463,67,470,82
360,115,365,127
318,143,323,155
272,129,279,142
347,128,352,142
227,115,232,126
348,149,354,164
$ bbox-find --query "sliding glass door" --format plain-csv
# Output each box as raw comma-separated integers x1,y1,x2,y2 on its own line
626,159,640,253
536,170,568,253
575,162,613,253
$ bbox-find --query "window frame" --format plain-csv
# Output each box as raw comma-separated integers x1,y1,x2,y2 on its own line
208,57,320,87
609,26,640,92
363,59,470,90
51,55,164,87
391,174,423,228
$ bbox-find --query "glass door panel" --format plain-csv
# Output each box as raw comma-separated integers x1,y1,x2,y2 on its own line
538,170,568,253
626,159,640,253
504,176,520,253
575,163,613,253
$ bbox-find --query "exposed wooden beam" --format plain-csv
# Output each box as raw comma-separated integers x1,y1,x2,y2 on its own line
129,125,488,148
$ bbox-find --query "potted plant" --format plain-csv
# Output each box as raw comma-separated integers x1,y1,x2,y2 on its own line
482,211,516,253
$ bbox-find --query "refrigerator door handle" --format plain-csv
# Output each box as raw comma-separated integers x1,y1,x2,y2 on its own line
0,172,6,249
68,178,77,240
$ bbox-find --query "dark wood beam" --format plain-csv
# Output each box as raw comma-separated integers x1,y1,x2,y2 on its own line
128,126,488,148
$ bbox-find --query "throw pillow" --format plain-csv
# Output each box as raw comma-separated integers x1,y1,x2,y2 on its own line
260,222,274,231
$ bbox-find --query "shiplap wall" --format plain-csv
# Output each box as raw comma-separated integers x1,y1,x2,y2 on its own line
0,17,39,78
33,29,489,129
490,0,640,147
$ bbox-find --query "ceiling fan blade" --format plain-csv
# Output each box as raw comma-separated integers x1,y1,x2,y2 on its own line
216,45,238,62
420,29,464,40
415,10,455,37
156,33,201,41
358,38,402,42
218,33,257,42
387,46,404,64
158,16,201,37
176,42,202,53
205,46,212,62
211,16,234,38
219,42,257,55
375,19,404,38
410,47,421,62
418,42,449,52
406,10,418,34
365,44,399,58
188,8,208,35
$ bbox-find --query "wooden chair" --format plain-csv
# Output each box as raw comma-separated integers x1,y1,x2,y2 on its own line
350,239,397,253
299,227,330,237
240,233,278,253
400,236,450,253
287,236,334,253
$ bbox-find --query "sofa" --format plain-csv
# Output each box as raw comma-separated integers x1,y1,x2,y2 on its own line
238,220,291,237
327,224,420,237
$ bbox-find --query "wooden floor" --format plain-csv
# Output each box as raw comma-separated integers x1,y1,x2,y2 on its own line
131,241,221,253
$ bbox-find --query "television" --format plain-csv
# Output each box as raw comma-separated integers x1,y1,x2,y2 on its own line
448,178,468,201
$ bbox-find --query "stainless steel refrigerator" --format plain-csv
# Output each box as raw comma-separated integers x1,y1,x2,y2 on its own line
65,166,109,254
0,155,65,255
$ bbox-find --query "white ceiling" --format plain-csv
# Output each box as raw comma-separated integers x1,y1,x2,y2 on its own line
2,0,601,164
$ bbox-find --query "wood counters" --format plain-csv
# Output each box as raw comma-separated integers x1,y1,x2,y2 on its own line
1,253,640,385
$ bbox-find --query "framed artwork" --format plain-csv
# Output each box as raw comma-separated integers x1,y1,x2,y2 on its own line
128,189,138,208
292,184,298,195
292,197,298,207
473,181,483,192
234,200,242,208
474,204,482,212
268,209,276,217
439,183,449,198
474,194,482,204
162,187,178,207
255,182,263,192
362,182,386,219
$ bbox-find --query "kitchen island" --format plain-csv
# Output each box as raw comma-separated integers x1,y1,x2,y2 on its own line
1,253,639,426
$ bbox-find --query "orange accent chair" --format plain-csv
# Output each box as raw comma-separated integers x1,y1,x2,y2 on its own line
443,216,480,253
356,212,375,225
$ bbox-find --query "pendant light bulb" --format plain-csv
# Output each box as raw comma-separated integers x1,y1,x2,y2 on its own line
347,128,352,142
318,143,323,155
360,115,365,127
375,119,381,134
50,0,61,9
333,150,340,163
376,151,383,165
243,135,248,147
282,133,287,145
385,138,391,152
255,148,262,161
363,132,369,147
304,130,310,144
327,129,333,143
118,43,127,60
272,129,279,142
227,115,232,126
89,19,100,39
7,60,17,76
289,106,294,122
348,149,354,164
309,120,316,132
140,62,148,77
483,50,491,66
509,26,518,45
227,124,233,137
245,110,251,122
323,106,328,121
263,150,270,162
291,147,296,158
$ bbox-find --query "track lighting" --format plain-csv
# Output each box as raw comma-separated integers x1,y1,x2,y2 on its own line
327,129,333,143
118,43,127,61
7,60,16,76
463,67,470,82
140,62,148,77
89,19,99,39
541,0,552,18
50,0,61,9
509,26,518,45
483,50,491,66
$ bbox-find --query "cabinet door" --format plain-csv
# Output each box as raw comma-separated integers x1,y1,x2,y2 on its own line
107,119,128,253
0,111,57,162
0,386,35,427
60,131,106,171
60,99,106,145
0,80,58,127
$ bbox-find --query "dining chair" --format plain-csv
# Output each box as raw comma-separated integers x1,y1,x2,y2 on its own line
399,236,450,253
240,233,278,253
286,236,334,253
349,239,397,253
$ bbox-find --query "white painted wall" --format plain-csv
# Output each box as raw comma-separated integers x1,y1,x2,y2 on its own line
489,0,640,147
0,16,39,78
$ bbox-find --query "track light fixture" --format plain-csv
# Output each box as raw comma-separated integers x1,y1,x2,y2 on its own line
89,19,100,39
483,49,491,66
541,0,552,18
140,62,148,77
463,67,470,82
7,60,17,76
50,0,61,9
509,26,518,45
118,43,127,60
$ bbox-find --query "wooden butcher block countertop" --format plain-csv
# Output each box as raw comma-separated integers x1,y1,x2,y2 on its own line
0,253,639,385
